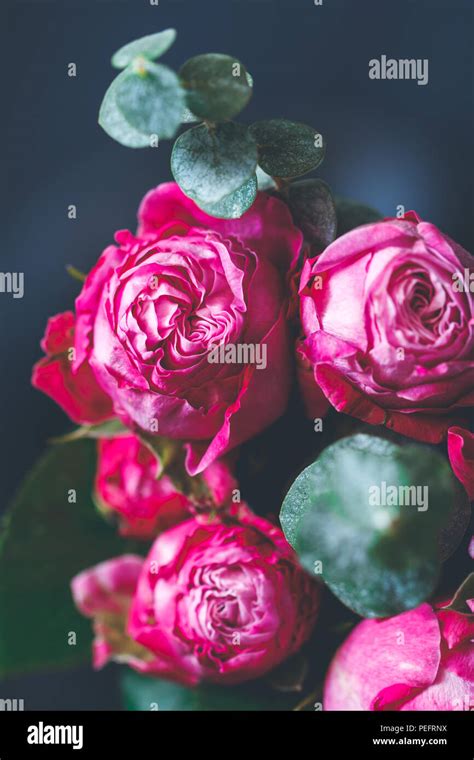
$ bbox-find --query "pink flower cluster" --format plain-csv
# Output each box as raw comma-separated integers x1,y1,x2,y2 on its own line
32,184,473,700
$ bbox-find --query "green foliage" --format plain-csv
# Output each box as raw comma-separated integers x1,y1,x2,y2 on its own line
0,440,137,676
179,53,252,121
286,178,336,254
250,119,325,178
115,60,184,140
280,434,469,618
121,670,296,711
171,122,257,207
111,29,177,69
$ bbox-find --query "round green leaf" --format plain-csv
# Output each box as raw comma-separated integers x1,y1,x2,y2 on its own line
196,174,257,219
280,434,468,618
171,122,258,205
334,196,383,236
121,670,295,711
115,61,185,140
250,119,325,178
287,178,336,254
99,70,153,148
111,29,177,69
179,53,252,121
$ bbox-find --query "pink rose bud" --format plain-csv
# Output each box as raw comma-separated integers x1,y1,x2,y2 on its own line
32,311,114,424
95,435,191,539
324,600,474,711
71,555,159,672
94,434,239,539
54,183,302,474
128,511,320,685
298,212,474,444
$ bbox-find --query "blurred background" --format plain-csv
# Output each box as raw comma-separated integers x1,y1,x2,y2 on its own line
1,0,473,708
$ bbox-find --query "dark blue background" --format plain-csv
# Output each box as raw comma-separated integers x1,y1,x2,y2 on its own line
2,0,472,708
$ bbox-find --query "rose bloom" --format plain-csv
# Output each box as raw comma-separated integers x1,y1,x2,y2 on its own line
72,511,320,685
95,434,238,539
298,212,474,444
324,599,474,710
31,311,113,424
33,184,301,474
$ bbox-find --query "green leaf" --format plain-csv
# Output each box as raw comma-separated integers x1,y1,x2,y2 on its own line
111,29,177,69
99,69,153,148
280,434,468,618
196,174,257,219
334,196,383,236
440,573,474,616
171,122,258,205
115,60,185,140
250,119,325,178
179,53,252,121
287,179,336,254
0,440,137,677
51,419,129,444
121,670,296,711
181,106,199,124
256,166,276,191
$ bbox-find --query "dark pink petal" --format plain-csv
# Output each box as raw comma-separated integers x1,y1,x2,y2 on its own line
448,426,474,500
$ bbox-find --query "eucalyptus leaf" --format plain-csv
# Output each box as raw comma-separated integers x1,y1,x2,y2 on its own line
0,440,137,677
197,174,257,219
179,53,252,121
115,61,185,140
287,178,337,254
440,573,474,616
334,196,383,236
99,70,153,148
121,669,296,711
250,119,325,178
280,434,468,618
171,122,257,205
256,166,276,191
181,106,199,124
111,29,177,69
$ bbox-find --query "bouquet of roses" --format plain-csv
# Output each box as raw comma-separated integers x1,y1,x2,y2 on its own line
2,29,472,711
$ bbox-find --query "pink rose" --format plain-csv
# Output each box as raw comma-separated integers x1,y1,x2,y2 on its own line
324,600,474,711
71,183,301,474
448,426,474,500
95,435,191,539
298,212,474,444
71,555,154,672
125,511,319,685
95,434,239,539
72,513,319,684
32,311,113,424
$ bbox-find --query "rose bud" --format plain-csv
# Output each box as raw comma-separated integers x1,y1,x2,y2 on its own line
59,183,301,474
324,599,474,711
32,311,113,424
298,212,474,444
94,434,239,539
127,511,320,685
71,555,161,673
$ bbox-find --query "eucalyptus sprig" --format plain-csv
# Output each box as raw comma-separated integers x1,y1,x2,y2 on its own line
99,29,329,221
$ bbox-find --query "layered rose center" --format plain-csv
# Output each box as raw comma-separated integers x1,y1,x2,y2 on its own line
111,235,251,398
367,258,468,362
168,561,275,660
